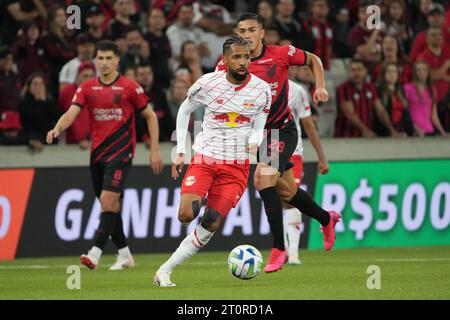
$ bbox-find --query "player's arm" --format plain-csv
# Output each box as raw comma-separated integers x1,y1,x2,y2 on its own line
373,99,402,137
248,110,268,155
340,100,375,138
173,98,195,179
46,105,82,144
304,52,328,104
300,116,329,174
141,105,163,174
173,80,205,179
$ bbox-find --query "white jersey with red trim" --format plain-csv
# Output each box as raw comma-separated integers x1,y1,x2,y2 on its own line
288,80,312,156
186,70,271,160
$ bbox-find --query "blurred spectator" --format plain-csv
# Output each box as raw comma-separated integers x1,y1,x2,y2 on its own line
78,0,116,32
192,0,234,36
106,0,135,41
0,0,46,46
303,0,333,70
0,48,21,113
384,0,414,53
12,21,49,85
18,73,60,152
135,62,174,142
0,111,28,145
57,61,96,149
404,60,447,136
122,65,136,80
85,5,107,43
166,78,190,127
150,0,194,25
410,4,450,62
334,59,400,138
173,40,203,85
59,33,96,91
257,0,275,27
273,0,313,51
348,1,384,67
442,89,450,131
42,4,77,99
166,3,212,70
417,27,450,108
263,25,280,45
332,6,353,58
119,26,151,73
145,7,172,89
375,61,415,136
373,35,412,85
414,0,434,34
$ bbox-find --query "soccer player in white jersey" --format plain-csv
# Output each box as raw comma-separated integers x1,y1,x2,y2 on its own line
283,80,330,264
154,36,272,287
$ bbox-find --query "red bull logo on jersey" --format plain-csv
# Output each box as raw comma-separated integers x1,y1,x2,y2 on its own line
213,112,252,127
243,101,255,109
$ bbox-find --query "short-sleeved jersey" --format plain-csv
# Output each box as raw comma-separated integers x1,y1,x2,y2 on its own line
288,80,312,156
217,45,307,129
72,75,149,163
186,70,271,160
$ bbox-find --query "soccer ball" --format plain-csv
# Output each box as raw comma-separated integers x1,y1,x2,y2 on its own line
228,244,263,280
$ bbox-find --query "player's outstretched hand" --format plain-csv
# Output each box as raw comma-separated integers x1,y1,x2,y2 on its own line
172,154,185,180
151,151,164,175
46,128,60,144
318,157,330,175
313,87,329,104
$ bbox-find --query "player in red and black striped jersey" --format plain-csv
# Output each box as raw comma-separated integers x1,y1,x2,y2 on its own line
216,13,341,273
47,41,163,271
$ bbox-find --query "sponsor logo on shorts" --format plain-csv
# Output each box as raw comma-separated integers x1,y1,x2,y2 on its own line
185,176,196,187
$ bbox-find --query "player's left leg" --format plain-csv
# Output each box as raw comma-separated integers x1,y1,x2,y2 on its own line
281,155,303,265
155,200,231,287
277,168,341,251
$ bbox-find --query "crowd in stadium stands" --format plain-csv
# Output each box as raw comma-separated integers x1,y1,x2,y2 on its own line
0,0,449,151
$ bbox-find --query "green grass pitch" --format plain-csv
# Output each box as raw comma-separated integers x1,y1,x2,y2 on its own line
1,246,449,300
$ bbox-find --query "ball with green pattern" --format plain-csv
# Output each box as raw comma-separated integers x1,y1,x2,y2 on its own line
228,244,263,280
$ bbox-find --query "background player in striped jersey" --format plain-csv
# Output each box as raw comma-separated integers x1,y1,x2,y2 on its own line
47,41,164,270
154,36,271,287
283,80,329,265
218,13,340,273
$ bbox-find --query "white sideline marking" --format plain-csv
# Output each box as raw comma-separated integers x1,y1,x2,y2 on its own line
1,257,450,270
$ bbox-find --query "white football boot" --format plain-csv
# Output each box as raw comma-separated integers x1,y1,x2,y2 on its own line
109,254,135,270
287,253,302,265
80,252,99,270
154,269,176,287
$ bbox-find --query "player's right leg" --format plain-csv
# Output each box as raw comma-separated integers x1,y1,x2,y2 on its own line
277,168,341,251
80,190,121,270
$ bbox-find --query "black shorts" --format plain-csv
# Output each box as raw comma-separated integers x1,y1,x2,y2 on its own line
90,158,132,198
257,121,298,175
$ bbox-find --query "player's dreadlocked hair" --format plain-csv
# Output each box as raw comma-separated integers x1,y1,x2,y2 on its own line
222,36,251,55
